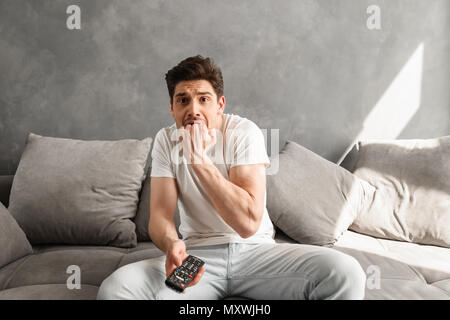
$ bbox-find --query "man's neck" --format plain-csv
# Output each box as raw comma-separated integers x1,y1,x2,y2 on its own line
215,113,225,133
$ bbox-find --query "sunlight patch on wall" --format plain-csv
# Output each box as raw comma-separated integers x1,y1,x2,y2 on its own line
338,43,424,165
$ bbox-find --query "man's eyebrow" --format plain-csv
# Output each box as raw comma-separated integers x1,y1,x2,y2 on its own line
174,91,213,97
197,91,213,96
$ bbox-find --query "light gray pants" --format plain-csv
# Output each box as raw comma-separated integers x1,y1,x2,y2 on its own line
97,242,366,300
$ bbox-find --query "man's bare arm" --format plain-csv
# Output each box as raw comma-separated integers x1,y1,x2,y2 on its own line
192,163,267,238
148,176,205,287
148,177,180,253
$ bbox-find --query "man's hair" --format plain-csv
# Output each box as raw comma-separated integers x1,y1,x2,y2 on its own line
165,55,224,102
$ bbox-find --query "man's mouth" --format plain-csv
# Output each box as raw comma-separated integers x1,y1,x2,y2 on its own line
184,119,206,126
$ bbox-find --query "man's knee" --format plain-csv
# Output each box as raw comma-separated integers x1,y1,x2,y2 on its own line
96,267,143,300
97,273,120,300
306,249,366,300
96,260,162,300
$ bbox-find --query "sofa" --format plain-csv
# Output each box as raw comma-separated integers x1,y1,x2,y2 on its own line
0,132,449,300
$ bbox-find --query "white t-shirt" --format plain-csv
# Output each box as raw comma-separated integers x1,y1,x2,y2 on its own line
150,113,275,246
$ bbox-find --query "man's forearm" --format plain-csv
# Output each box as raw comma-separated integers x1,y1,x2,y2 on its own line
148,215,180,253
192,161,259,238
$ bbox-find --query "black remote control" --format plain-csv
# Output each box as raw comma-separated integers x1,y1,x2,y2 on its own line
165,255,205,293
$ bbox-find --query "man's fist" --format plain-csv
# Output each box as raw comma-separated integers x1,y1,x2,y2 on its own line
178,122,217,165
165,239,205,293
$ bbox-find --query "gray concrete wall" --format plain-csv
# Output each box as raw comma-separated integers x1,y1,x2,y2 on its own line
0,0,449,175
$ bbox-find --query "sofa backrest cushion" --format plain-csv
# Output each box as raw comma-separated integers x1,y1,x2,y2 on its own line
0,202,33,268
8,133,152,248
0,175,14,208
134,166,182,242
266,140,376,246
349,136,450,248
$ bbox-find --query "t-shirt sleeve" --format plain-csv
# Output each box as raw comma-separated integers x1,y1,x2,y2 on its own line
229,121,271,169
150,129,176,178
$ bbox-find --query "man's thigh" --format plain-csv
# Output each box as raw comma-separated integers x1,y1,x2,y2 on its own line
228,242,356,300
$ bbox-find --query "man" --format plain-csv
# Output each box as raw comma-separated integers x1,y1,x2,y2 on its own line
97,55,366,300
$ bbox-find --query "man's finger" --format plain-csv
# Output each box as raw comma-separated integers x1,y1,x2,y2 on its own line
165,263,176,278
200,123,211,143
177,127,185,142
193,123,202,146
188,267,206,287
192,124,204,164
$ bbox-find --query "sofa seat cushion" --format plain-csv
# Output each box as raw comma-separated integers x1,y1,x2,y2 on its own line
2,234,449,300
0,284,99,300
0,241,163,298
333,230,450,299
274,228,450,299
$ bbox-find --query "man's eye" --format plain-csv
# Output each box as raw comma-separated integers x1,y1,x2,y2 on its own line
179,98,187,103
201,97,209,102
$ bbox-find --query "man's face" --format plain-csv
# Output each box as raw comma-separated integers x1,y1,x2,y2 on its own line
170,79,225,130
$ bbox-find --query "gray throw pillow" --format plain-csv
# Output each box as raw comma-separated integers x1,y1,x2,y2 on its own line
0,202,33,269
266,140,375,246
134,167,152,242
349,136,450,248
8,133,152,248
134,166,181,242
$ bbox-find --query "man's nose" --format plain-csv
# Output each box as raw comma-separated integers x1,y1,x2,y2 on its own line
186,100,202,118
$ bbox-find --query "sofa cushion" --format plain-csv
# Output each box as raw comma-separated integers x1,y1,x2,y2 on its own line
134,166,182,242
0,175,13,208
266,140,375,246
0,284,99,300
134,167,152,242
333,230,450,299
349,136,450,248
8,133,152,248
0,202,33,269
0,241,163,300
0,242,162,294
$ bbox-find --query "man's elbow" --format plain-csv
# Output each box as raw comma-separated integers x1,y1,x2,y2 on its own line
239,228,257,239
238,211,262,239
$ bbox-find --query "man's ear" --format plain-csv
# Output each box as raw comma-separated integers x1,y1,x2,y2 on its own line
169,99,175,119
217,96,226,114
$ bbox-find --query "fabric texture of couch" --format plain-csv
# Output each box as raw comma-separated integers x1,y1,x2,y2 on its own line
0,135,449,300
